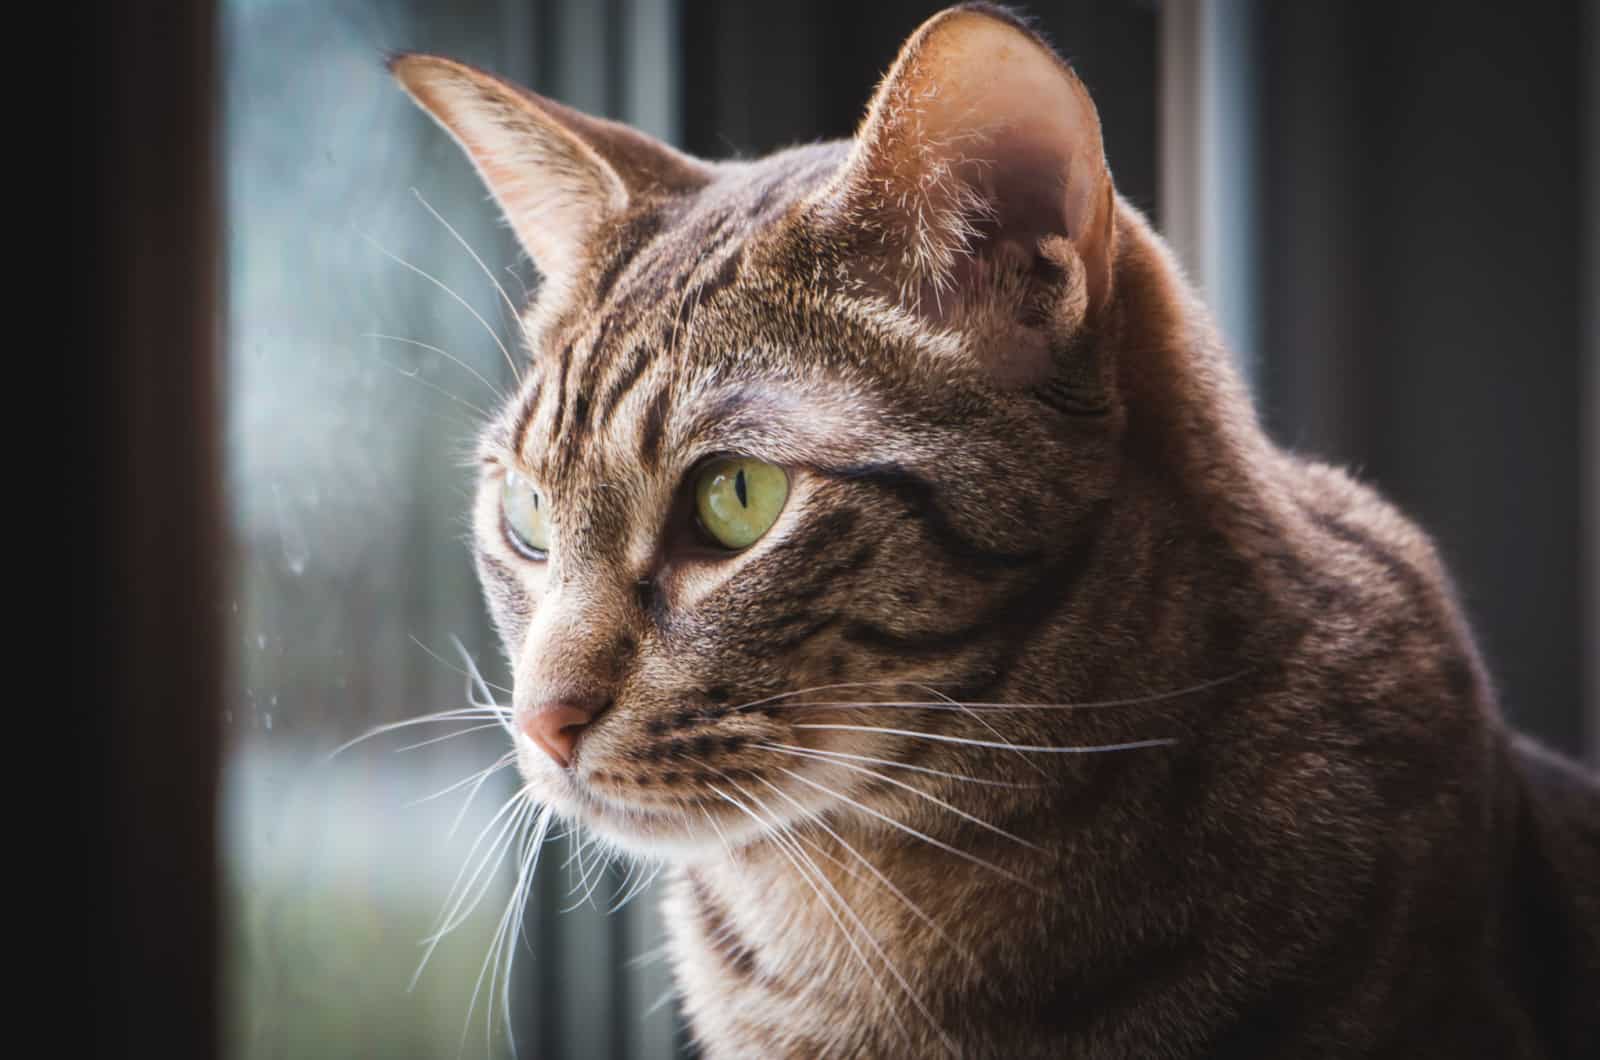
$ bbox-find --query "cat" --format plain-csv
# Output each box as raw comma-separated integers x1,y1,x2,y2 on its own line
390,4,1599,1056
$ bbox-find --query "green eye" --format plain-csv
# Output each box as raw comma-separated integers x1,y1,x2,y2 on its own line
694,457,789,550
501,471,550,558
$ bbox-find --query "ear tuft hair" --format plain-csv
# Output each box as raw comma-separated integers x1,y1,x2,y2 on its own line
389,54,709,294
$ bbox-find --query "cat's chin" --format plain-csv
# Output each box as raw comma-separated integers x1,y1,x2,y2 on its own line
579,813,730,863
568,791,758,863
514,745,784,861
514,765,741,862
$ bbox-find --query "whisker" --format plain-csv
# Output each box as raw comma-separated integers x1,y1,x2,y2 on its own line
562,830,590,872
792,725,1178,756
705,783,918,1050
758,744,1045,852
366,340,495,420
645,986,678,1017
750,773,980,967
740,671,1249,713
609,858,640,910
405,634,516,700
775,767,1046,894
362,231,518,383
564,833,612,912
609,858,663,914
445,756,520,844
402,750,515,810
574,853,615,912
462,802,550,1056
726,678,971,720
416,790,534,996
410,187,526,377
627,942,673,970
757,741,1037,788
504,263,532,304
425,795,534,951
497,804,554,1055
392,720,509,753
363,332,508,401
327,707,511,760
699,804,740,863
667,270,705,362
919,682,1050,782
722,776,948,1056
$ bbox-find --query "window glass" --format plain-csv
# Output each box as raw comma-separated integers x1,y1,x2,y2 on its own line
221,2,679,1055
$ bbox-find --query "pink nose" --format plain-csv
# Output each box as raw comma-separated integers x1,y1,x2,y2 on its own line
520,700,605,767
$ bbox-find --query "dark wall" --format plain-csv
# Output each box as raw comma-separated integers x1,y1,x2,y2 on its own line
1258,0,1588,755
76,2,222,1057
678,0,1159,223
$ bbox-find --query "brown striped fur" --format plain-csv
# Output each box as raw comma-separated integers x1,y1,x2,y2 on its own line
392,5,1599,1057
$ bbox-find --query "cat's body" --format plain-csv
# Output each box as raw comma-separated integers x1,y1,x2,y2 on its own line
391,5,1599,1057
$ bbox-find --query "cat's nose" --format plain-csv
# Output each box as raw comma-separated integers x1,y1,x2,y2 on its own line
519,698,607,767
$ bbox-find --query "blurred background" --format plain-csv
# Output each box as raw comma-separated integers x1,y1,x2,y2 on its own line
82,1,1596,1058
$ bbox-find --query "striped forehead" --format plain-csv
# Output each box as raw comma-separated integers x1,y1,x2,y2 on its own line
512,144,848,478
515,231,739,480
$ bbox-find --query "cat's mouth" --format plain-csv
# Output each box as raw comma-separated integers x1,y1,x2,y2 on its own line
506,737,722,854
556,771,767,859
512,733,843,858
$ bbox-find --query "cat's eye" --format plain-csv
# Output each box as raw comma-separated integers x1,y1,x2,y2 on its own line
694,457,789,551
501,471,550,559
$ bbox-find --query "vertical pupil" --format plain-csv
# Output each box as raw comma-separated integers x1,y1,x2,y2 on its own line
734,468,748,508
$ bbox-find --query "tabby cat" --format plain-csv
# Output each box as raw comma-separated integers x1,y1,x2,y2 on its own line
390,4,1599,1056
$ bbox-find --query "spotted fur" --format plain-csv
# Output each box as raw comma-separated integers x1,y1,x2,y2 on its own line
392,5,1598,1057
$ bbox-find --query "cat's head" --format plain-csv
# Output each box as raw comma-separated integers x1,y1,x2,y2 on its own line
392,4,1162,859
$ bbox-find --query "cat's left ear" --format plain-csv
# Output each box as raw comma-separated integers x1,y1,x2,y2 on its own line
812,6,1115,371
389,54,709,293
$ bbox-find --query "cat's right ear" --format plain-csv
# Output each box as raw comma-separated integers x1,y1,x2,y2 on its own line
388,54,709,290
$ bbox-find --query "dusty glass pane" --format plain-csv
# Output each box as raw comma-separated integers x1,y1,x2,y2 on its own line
220,2,680,1056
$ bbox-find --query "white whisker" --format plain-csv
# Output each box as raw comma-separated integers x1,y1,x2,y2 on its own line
609,858,663,914
919,683,1051,781
497,804,554,1055
364,332,508,400
730,678,953,715
757,741,1035,788
367,342,495,420
443,753,519,841
759,743,1045,852
451,635,513,707
564,832,611,912
362,231,518,384
705,784,917,1049
422,788,535,953
327,707,511,759
751,773,980,967
627,943,673,970
462,802,550,1056
645,986,678,1017
410,187,526,377
392,720,509,753
403,633,515,699
793,725,1178,756
775,767,1045,894
738,671,1247,715
402,750,514,810
723,777,948,1055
